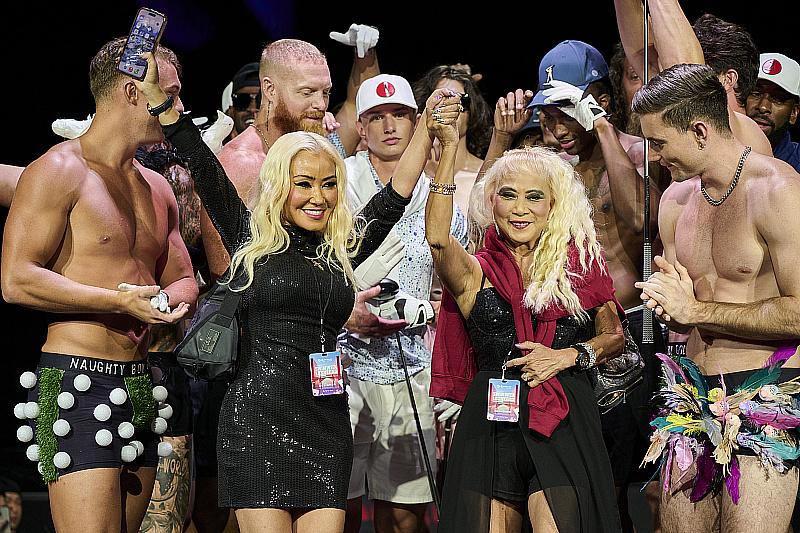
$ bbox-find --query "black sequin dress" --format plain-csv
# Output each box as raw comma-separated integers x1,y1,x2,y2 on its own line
164,116,410,509
438,286,622,532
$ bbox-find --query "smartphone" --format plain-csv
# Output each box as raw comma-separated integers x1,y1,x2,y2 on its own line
117,7,167,81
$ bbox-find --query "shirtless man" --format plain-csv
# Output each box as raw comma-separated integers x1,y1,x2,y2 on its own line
1,38,197,533
614,0,772,156
530,40,664,531
635,63,800,533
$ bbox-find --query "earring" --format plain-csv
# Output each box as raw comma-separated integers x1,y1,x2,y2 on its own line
698,142,705,151
265,101,271,132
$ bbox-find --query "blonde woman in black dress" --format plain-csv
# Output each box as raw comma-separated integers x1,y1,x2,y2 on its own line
136,52,461,532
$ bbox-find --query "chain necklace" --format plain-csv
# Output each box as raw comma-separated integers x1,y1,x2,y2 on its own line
701,146,752,206
252,123,271,152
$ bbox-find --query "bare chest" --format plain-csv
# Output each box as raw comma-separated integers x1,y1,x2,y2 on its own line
674,194,768,294
68,172,168,262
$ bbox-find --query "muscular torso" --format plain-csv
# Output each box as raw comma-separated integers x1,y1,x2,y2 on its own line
44,143,173,360
576,132,647,309
667,171,798,373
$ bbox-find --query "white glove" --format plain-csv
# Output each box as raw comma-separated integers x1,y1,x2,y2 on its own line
434,400,461,423
542,79,607,131
329,23,379,58
353,231,405,290
202,111,234,155
52,115,93,139
366,288,434,329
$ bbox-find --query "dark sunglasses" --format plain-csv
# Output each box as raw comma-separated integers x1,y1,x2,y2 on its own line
231,92,262,110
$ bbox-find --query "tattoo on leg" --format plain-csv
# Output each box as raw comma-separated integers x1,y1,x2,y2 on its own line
139,437,191,533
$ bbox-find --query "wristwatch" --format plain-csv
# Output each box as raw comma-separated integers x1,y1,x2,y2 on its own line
147,95,174,116
573,342,597,370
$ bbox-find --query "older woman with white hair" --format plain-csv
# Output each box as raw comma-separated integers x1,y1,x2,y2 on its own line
426,113,625,532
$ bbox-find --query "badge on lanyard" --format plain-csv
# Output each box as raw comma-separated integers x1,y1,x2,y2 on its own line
309,351,345,396
487,359,520,422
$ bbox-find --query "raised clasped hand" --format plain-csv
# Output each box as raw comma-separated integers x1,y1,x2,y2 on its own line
425,88,462,145
506,341,574,388
634,255,697,326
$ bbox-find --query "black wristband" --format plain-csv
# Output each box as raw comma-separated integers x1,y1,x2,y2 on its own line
148,95,174,116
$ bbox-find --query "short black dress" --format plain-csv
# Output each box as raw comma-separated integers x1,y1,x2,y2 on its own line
164,115,409,509
438,286,622,532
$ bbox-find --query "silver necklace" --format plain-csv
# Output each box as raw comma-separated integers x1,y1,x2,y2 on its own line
701,146,751,206
252,123,271,152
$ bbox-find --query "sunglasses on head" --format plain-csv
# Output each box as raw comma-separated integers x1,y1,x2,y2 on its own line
232,92,262,110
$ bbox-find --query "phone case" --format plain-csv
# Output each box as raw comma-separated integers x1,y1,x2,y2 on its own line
117,7,168,81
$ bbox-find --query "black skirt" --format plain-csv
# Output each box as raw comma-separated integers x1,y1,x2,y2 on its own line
438,369,622,533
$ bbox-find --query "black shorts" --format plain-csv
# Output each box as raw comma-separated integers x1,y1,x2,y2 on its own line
492,421,542,501
189,379,228,478
148,352,193,437
21,353,160,482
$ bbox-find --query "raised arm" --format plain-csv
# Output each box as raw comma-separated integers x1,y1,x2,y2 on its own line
136,53,249,257
647,0,704,69
425,96,482,312
330,23,381,156
595,121,661,232
614,0,660,81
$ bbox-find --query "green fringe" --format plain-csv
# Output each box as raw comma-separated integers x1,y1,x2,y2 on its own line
125,374,157,429
35,368,64,483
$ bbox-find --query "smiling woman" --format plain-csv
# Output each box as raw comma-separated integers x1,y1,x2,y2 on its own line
130,47,422,532
283,150,339,230
426,143,626,533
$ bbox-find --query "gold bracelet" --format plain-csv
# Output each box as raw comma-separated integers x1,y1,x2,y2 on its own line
429,181,457,195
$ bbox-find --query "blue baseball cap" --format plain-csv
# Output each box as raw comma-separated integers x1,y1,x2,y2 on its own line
529,40,609,108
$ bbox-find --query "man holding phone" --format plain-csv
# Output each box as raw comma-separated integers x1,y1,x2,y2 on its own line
1,35,197,533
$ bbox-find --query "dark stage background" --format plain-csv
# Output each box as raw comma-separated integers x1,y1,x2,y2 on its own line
0,0,798,524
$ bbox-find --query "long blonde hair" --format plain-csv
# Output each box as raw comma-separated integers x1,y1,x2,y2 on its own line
469,147,604,319
226,132,358,291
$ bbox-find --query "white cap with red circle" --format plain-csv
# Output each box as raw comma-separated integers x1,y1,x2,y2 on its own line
356,74,418,117
758,53,800,97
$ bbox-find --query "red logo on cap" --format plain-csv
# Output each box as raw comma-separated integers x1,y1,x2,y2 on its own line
763,59,783,75
376,82,396,98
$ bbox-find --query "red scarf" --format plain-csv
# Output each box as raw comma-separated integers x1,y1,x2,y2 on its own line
430,225,618,437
